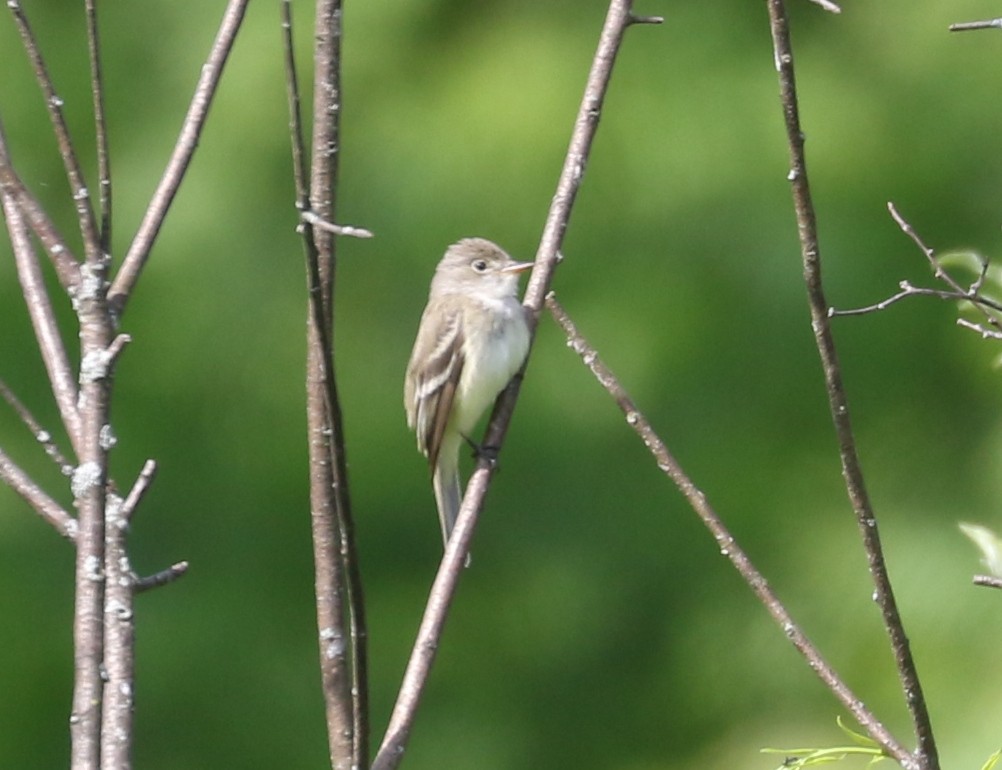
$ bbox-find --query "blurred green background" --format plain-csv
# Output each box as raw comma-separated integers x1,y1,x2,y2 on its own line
2,0,1002,767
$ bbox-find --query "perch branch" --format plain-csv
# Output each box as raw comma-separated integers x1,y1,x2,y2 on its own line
767,2,936,768
109,0,252,316
370,3,660,768
973,575,1002,590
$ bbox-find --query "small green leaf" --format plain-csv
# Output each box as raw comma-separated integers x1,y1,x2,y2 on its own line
980,748,1002,770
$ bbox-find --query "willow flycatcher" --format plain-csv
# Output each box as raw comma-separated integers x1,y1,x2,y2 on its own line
405,238,533,547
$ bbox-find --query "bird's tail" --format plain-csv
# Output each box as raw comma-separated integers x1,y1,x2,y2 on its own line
432,451,462,546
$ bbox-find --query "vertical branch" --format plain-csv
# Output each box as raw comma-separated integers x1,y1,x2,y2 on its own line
101,490,135,770
765,2,937,769
69,259,114,769
84,0,112,253
370,5,660,770
5,3,244,767
286,0,369,766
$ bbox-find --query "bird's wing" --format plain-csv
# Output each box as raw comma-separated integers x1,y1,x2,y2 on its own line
405,299,465,470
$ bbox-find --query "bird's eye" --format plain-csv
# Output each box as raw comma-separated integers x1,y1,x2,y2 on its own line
471,259,488,273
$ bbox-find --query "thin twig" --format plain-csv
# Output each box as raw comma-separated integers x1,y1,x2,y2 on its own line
890,203,1002,331
889,203,965,295
0,172,84,456
956,318,1002,339
300,210,373,238
119,459,158,523
0,378,74,475
545,293,912,762
84,0,112,253
969,577,1002,589
829,282,1002,318
830,206,1002,332
0,446,76,539
767,3,935,769
950,18,1002,32
0,138,81,291
807,0,842,13
6,0,102,262
109,0,252,316
370,3,653,768
134,562,189,594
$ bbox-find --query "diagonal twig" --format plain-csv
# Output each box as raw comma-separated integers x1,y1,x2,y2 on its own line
0,167,83,456
0,445,76,539
0,143,81,291
0,378,74,475
6,0,102,262
546,292,911,763
950,18,1002,32
109,0,252,316
766,2,936,768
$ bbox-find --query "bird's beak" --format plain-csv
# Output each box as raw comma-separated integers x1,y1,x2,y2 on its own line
502,261,535,274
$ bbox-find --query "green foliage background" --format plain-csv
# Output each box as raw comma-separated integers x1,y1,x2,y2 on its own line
2,0,1002,767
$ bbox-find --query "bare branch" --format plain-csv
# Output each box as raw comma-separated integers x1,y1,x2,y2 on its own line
956,318,1002,339
628,13,664,25
84,0,112,253
284,0,370,764
119,459,158,523
829,281,1002,318
5,0,102,262
832,204,1002,336
973,575,1002,590
0,138,81,291
102,493,133,768
134,561,189,594
0,378,74,475
109,0,252,316
950,18,1002,32
0,445,76,539
545,292,913,763
371,3,656,768
0,170,83,456
807,0,842,13
767,2,935,768
299,210,373,239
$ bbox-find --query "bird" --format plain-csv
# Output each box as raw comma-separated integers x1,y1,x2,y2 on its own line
404,237,533,549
